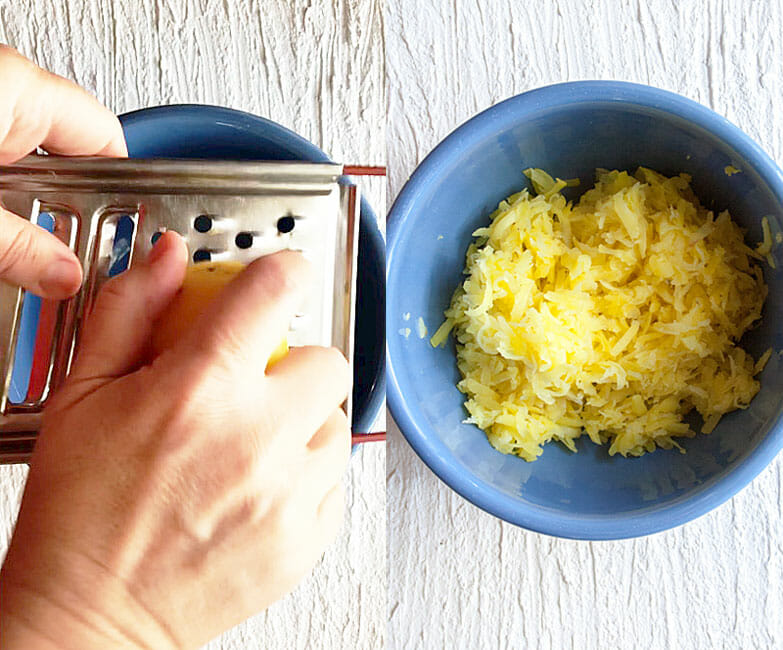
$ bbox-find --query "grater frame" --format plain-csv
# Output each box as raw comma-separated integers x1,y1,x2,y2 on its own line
0,155,363,464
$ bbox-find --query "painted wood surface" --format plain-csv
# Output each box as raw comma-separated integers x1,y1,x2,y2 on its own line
0,2,385,648
386,1,783,648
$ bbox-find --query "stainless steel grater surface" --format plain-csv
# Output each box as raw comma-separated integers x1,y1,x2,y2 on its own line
0,155,362,463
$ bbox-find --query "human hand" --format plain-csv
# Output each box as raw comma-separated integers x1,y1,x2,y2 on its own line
0,233,352,649
0,45,126,298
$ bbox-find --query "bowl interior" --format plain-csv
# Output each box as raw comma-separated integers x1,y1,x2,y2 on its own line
387,86,783,537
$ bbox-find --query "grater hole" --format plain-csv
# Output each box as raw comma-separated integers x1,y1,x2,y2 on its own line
277,216,295,234
194,215,212,233
235,232,253,249
193,249,211,263
151,231,163,245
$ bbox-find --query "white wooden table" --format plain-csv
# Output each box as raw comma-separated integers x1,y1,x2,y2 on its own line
0,2,384,649
387,1,783,648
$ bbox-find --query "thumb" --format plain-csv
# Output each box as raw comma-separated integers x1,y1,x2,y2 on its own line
0,207,82,299
68,231,188,384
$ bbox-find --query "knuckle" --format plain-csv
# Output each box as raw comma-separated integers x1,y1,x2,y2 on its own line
86,272,136,323
325,346,352,392
164,320,239,370
235,487,277,527
227,445,259,483
331,406,351,431
94,273,127,304
0,49,40,157
312,414,351,478
330,410,352,463
253,250,312,296
0,45,29,72
190,323,240,361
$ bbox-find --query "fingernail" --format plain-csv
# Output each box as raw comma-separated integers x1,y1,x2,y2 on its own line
40,259,81,297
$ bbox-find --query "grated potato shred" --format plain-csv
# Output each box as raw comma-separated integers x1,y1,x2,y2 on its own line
432,167,770,461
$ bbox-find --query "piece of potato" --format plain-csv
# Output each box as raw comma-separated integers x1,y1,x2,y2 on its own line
152,260,288,366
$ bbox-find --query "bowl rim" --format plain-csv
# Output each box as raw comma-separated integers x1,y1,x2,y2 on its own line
118,103,386,436
386,80,783,540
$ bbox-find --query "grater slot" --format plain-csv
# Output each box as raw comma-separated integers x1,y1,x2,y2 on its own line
84,208,140,315
1,204,79,412
34,204,80,405
8,296,64,408
0,283,25,414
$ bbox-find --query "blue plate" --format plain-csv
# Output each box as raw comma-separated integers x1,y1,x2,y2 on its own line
11,105,385,437
387,81,783,539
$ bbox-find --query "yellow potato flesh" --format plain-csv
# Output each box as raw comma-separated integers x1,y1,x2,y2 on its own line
152,260,288,366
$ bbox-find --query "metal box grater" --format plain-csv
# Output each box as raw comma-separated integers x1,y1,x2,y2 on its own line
0,155,361,463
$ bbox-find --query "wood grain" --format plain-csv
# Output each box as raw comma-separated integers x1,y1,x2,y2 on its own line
386,1,783,649
0,1,385,649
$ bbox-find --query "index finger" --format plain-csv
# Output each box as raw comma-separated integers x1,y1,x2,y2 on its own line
179,250,314,371
0,45,126,163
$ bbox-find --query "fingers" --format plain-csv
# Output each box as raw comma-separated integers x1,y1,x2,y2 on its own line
0,45,126,163
265,346,352,445
69,232,188,382
306,408,352,488
180,250,313,369
0,206,82,298
0,48,126,296
316,483,345,546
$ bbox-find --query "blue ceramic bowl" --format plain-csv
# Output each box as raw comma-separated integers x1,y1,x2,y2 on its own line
386,81,783,539
10,105,385,436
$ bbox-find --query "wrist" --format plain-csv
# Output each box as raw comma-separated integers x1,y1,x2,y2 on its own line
1,577,120,650
1,544,179,650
